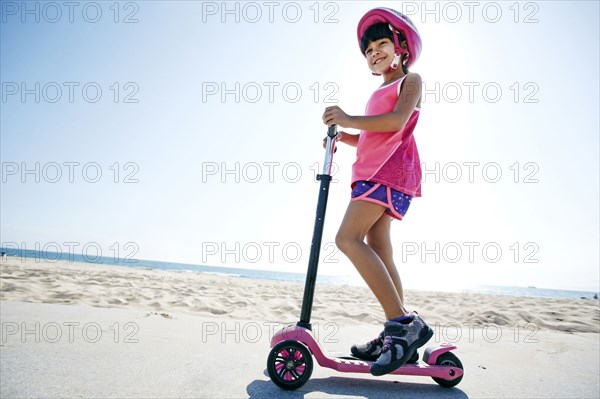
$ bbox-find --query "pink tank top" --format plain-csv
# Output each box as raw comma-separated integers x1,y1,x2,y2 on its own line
351,75,422,197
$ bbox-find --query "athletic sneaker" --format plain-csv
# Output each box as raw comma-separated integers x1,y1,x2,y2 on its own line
351,330,419,363
351,330,384,360
370,315,433,376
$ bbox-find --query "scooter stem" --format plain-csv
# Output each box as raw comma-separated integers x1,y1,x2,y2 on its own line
298,125,338,330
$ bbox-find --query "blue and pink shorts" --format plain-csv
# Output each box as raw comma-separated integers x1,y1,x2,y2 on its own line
351,181,413,220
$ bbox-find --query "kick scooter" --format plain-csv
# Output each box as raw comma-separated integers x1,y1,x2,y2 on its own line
266,125,464,390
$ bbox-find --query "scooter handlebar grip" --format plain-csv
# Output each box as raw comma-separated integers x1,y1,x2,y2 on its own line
327,124,338,138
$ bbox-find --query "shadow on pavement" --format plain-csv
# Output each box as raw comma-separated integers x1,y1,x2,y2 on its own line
247,373,469,399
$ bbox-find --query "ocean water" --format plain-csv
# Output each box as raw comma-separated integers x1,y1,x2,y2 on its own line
2,248,598,300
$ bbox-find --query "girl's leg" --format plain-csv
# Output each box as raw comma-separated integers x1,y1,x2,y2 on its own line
366,214,406,310
335,200,406,320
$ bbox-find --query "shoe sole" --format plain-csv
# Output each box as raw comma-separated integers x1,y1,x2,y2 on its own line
370,327,434,376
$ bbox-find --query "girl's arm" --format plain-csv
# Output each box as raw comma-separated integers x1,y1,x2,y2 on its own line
338,131,359,147
322,131,359,148
323,73,422,133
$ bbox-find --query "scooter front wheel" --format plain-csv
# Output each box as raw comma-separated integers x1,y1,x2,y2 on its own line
267,340,313,390
431,352,464,388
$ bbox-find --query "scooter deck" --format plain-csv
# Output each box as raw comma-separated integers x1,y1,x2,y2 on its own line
328,352,366,361
322,352,449,377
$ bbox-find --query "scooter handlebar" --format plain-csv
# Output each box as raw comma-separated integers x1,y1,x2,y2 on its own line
322,125,337,176
327,124,338,138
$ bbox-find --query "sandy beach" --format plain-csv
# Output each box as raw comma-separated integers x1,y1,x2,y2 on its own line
1,257,599,398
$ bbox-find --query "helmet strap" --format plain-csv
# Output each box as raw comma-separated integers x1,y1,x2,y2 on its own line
388,23,408,71
390,53,401,70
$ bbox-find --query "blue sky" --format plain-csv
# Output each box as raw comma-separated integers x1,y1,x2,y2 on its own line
1,1,599,291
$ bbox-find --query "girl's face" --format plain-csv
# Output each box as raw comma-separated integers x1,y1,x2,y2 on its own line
364,37,409,76
364,38,396,75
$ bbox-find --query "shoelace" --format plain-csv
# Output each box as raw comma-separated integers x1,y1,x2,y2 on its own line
381,335,394,352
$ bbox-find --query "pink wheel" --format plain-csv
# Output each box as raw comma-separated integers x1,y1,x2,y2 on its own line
267,340,313,390
432,352,464,388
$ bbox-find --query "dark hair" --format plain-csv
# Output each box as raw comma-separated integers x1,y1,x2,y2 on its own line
360,22,409,74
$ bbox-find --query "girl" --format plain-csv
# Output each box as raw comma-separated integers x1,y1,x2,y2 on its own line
322,7,432,376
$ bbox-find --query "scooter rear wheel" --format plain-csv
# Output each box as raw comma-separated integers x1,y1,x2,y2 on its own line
431,352,464,388
267,340,313,390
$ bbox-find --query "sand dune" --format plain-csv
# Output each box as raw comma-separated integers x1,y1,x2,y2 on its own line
1,257,598,333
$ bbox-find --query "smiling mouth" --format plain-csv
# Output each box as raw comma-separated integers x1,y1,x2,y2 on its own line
373,56,386,65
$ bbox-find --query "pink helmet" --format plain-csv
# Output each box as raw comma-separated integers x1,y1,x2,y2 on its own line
357,7,422,71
